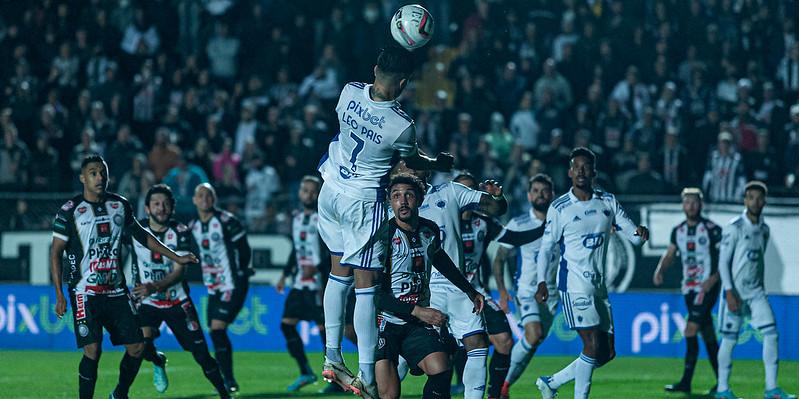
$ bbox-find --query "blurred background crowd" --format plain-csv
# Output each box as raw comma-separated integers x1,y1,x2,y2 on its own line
3,0,799,233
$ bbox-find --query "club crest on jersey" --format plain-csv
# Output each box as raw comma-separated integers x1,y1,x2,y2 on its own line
202,239,210,249
110,202,119,209
392,236,402,245
167,232,174,240
436,200,446,208
699,237,707,245
62,200,75,211
211,232,221,241
113,214,123,226
77,206,87,214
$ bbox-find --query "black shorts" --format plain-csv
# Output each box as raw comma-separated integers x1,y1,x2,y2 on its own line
484,298,511,336
345,290,356,325
283,288,324,325
138,299,207,351
376,320,447,375
207,282,249,325
684,284,720,324
70,292,143,348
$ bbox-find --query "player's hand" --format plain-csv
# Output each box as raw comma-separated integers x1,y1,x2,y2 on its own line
498,290,510,313
176,253,198,265
469,293,485,314
635,226,650,242
535,282,549,304
480,179,503,197
652,269,664,286
700,279,715,293
55,292,67,318
276,277,286,294
434,152,454,171
725,290,741,312
412,306,448,327
133,283,156,298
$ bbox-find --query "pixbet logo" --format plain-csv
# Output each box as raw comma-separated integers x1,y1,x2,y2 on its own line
0,295,39,334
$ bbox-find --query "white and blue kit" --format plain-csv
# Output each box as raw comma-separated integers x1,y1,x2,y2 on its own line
537,189,643,332
717,212,776,334
501,209,560,330
317,82,418,269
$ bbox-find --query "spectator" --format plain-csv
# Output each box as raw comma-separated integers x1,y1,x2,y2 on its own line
533,58,572,110
483,112,514,170
86,101,116,149
206,22,239,84
627,152,668,195
703,131,746,202
105,124,143,186
611,65,651,119
212,137,241,185
69,127,102,176
120,7,160,56
148,127,181,181
509,91,540,160
234,101,261,155
537,129,571,188
0,124,30,190
29,133,59,192
744,129,781,186
729,101,759,152
162,156,209,221
244,153,281,226
118,154,156,218
627,107,663,154
655,126,690,191
777,42,799,104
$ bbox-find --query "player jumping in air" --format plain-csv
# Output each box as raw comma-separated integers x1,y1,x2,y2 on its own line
494,174,560,399
316,45,453,399
190,183,253,394
374,173,485,399
714,181,795,399
129,184,229,398
652,187,721,395
535,148,649,399
50,155,197,399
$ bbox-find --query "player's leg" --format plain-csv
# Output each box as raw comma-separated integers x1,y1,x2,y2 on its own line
508,295,556,398
716,294,742,398
485,299,513,399
72,293,103,399
208,284,248,393
461,331,489,399
418,352,452,399
376,359,401,399
80,343,102,399
350,268,380,393
106,295,145,399
281,289,317,391
138,305,168,393
751,295,794,398
405,323,452,399
450,347,466,394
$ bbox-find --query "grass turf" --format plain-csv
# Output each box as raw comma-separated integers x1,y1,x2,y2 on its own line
2,351,797,398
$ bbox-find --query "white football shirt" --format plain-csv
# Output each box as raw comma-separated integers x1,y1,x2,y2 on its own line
718,211,770,300
502,208,559,298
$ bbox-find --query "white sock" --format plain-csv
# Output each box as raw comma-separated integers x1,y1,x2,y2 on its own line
550,358,579,389
717,336,737,392
506,336,534,385
574,354,596,399
354,286,378,385
762,332,779,391
464,348,488,399
397,355,410,382
323,275,353,363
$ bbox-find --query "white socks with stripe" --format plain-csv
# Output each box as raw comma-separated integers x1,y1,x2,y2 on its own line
717,335,737,392
464,348,488,399
323,274,353,363
354,286,378,385
574,354,596,399
506,336,535,385
763,332,779,391
550,358,578,389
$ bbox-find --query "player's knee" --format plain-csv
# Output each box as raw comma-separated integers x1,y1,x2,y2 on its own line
524,328,543,348
127,342,145,358
462,333,488,351
491,333,513,354
281,318,298,326
83,344,101,360
684,321,699,337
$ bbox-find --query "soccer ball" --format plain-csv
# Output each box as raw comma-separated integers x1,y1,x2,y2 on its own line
390,4,434,51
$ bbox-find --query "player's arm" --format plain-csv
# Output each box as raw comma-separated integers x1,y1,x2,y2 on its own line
130,222,196,265
50,237,68,318
394,124,454,172
278,246,297,294
703,224,723,292
494,224,545,247
223,215,253,277
611,197,648,245
476,180,507,217
536,206,562,303
492,245,513,313
718,225,741,311
234,236,252,276
653,227,679,286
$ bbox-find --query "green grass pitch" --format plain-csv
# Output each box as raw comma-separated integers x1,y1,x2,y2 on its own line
2,351,797,398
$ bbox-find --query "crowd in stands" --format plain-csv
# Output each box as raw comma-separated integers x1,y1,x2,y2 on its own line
3,0,799,232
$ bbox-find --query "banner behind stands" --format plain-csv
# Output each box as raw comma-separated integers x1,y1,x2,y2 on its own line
1,284,796,360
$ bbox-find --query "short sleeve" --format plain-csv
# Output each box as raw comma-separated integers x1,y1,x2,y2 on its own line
392,124,419,158
450,182,484,212
52,200,75,242
223,213,246,242
121,197,136,228
498,218,520,249
669,226,678,246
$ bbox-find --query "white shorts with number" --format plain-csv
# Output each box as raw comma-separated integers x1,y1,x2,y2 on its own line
559,291,614,334
318,182,387,270
718,291,776,335
516,294,559,335
430,283,485,340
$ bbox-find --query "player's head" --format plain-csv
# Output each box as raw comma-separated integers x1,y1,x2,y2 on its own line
374,45,415,98
79,154,108,196
528,173,554,212
393,160,430,184
145,184,175,225
192,183,217,212
568,147,596,191
744,180,767,218
453,171,477,190
681,187,703,220
388,173,426,224
299,175,322,209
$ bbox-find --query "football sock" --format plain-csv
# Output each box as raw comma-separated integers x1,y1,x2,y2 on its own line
506,335,535,385
487,351,510,398
211,329,235,382
453,347,466,385
115,351,144,398
143,336,165,367
574,354,596,399
190,345,229,397
717,336,737,392
323,274,352,363
464,348,488,399
78,355,99,399
354,286,378,385
281,322,312,375
681,336,699,384
700,324,720,377
424,370,452,399
550,358,578,389
397,355,410,381
763,331,779,391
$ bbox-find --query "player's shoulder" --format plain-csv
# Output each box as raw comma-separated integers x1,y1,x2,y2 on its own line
105,192,131,205
511,211,532,225
594,189,616,202
346,81,367,90
390,104,413,124
57,194,84,215
168,220,190,233
428,182,449,195
726,215,745,231
216,208,241,224
672,220,687,233
700,217,721,232
550,193,573,213
139,218,150,228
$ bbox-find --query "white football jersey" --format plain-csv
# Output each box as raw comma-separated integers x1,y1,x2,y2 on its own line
538,189,643,295
318,82,418,201
418,182,484,286
502,208,559,298
718,211,769,300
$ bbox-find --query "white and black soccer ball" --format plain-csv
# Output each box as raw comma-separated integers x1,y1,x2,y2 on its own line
390,4,434,51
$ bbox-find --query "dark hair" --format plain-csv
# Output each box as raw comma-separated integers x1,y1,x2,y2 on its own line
376,45,415,79
528,173,554,191
744,180,768,196
145,184,176,209
388,173,426,203
80,154,106,170
301,175,322,188
453,171,477,186
569,147,596,165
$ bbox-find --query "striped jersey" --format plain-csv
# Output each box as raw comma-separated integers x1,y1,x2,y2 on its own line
318,82,419,201
538,189,643,295
190,209,248,293
288,210,326,290
719,211,770,300
702,149,746,203
669,217,722,294
131,220,195,308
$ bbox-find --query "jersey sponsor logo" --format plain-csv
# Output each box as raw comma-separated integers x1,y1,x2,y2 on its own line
581,232,605,249
88,246,119,259
585,209,597,216
202,239,210,249
572,296,592,311
77,206,87,214
110,202,119,209
436,200,446,208
75,293,86,320
61,200,75,211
